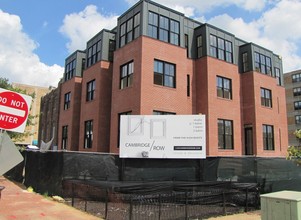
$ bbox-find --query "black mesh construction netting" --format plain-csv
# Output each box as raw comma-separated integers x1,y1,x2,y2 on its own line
4,151,301,219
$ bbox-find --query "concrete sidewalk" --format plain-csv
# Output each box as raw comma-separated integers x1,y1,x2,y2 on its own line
0,176,102,220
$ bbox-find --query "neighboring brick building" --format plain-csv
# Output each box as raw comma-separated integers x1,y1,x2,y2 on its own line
284,70,301,146
40,0,288,157
11,83,52,146
38,84,60,149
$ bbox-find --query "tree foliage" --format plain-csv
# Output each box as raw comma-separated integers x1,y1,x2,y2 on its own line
287,129,301,162
0,77,36,143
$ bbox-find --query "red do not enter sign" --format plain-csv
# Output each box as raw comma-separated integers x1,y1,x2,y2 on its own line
0,89,32,133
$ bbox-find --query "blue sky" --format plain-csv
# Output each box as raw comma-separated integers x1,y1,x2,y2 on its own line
1,0,301,87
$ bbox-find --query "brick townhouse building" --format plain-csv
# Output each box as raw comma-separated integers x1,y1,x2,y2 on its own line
39,0,288,157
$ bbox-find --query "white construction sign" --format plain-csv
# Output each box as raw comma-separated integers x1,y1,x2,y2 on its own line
120,115,206,159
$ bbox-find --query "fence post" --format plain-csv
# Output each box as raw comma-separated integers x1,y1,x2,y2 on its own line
159,194,161,220
105,189,108,219
222,192,226,215
71,182,74,207
245,188,249,212
129,197,133,220
185,192,188,220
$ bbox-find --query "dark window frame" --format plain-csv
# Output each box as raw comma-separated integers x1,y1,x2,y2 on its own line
292,73,301,83
294,101,301,110
154,59,176,88
118,111,132,148
263,124,274,150
217,76,232,99
261,88,272,108
64,92,71,110
118,12,141,48
65,59,76,81
84,120,93,149
254,52,272,76
148,11,180,46
120,61,134,89
197,35,203,58
86,79,96,101
242,52,249,72
87,40,101,68
153,110,176,115
275,67,281,85
210,34,233,63
296,115,301,124
218,119,234,150
62,125,68,150
293,87,301,96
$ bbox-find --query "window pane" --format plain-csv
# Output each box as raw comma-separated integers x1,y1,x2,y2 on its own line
154,73,163,85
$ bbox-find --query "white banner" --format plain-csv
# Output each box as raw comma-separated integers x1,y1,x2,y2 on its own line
120,115,206,159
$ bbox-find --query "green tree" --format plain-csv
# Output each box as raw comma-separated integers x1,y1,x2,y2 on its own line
287,129,301,161
0,77,36,143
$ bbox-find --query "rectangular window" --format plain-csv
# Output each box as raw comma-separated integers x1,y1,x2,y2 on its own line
153,111,176,115
65,59,76,81
266,57,272,75
120,22,126,47
261,88,272,108
64,92,71,110
118,111,132,147
225,41,233,63
87,40,101,68
133,13,140,39
255,52,260,72
148,12,179,46
120,61,134,89
62,125,68,150
293,87,301,96
217,76,232,99
210,35,233,63
197,35,203,58
109,40,116,61
218,38,225,60
84,120,93,149
292,73,301,83
154,60,176,88
243,52,249,72
218,119,233,149
210,35,217,58
148,12,158,39
296,115,301,124
159,16,169,42
126,18,133,43
254,52,272,75
170,19,179,45
263,124,274,150
275,67,281,85
86,79,95,101
187,75,190,97
185,34,189,57
294,101,301,110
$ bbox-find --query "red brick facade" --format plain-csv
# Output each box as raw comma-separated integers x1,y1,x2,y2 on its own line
107,36,288,156
55,1,288,158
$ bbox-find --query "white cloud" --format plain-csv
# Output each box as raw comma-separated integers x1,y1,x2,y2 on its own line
207,0,301,72
59,5,118,53
0,10,63,87
126,0,266,15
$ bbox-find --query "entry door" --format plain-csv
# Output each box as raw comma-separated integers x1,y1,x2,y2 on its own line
245,127,253,155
